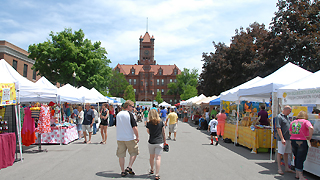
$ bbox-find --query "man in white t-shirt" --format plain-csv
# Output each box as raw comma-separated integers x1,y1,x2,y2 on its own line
208,115,219,146
116,100,139,177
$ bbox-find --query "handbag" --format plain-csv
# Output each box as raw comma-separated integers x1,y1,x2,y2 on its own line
163,143,169,152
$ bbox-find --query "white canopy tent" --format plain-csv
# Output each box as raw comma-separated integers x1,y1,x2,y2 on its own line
277,70,320,104
90,88,110,103
194,96,219,105
58,84,84,103
180,94,207,106
78,86,99,103
159,101,171,107
220,76,262,101
238,63,312,101
21,76,59,103
0,59,57,102
236,62,312,160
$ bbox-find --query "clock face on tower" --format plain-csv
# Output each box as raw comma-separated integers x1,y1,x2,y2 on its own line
144,50,149,55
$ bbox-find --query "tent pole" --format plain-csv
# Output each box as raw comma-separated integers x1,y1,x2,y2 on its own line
270,92,276,161
235,97,240,145
15,104,23,162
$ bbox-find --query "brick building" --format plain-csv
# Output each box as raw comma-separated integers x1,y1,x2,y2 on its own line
0,40,41,82
114,31,181,104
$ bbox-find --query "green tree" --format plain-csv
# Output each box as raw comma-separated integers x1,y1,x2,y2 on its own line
123,85,135,102
270,0,320,72
108,70,129,97
167,68,198,100
180,84,198,100
28,28,112,91
155,91,163,104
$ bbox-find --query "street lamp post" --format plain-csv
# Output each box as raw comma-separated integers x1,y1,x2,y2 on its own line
72,71,76,87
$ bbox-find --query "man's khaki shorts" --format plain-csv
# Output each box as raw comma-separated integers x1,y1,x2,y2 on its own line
116,140,139,158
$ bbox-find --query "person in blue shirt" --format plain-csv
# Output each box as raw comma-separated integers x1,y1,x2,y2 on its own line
160,106,167,123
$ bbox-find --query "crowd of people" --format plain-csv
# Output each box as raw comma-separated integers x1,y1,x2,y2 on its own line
62,100,315,180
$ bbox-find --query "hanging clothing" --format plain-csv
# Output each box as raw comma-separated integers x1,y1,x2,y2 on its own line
38,105,51,134
21,107,36,146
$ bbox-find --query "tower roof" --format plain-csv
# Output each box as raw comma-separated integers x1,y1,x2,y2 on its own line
142,32,151,42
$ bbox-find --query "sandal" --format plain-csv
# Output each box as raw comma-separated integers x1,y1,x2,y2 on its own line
100,141,104,144
149,169,154,174
121,171,127,177
155,175,160,180
125,167,135,175
83,141,87,144
278,169,284,175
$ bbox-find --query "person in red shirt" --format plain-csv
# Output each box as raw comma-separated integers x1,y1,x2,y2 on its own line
216,109,227,139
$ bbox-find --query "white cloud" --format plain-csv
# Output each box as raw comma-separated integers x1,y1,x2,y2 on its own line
0,0,279,74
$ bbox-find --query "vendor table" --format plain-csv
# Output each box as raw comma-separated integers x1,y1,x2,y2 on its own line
224,123,237,142
0,133,16,169
35,126,78,145
223,123,276,153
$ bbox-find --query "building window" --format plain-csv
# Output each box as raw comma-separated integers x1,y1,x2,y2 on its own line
174,99,177,103
141,81,143,86
161,79,164,86
174,69,177,75
33,70,37,80
159,69,163,75
13,60,17,70
174,79,177,83
157,89,159,92
133,79,136,85
146,82,148,86
134,89,136,93
170,79,172,83
157,79,159,85
150,81,152,86
23,64,28,77
115,67,120,72
131,69,135,75
129,79,132,85
170,99,172,103
161,89,164,95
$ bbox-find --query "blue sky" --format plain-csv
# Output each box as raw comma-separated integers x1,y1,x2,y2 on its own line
0,0,278,73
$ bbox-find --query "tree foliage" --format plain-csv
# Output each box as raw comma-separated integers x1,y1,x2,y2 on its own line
28,28,112,91
123,85,135,102
168,68,198,100
198,0,320,96
270,0,320,72
108,70,129,97
155,91,163,104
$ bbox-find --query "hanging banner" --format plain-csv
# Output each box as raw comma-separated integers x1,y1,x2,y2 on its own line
282,89,320,105
0,83,17,106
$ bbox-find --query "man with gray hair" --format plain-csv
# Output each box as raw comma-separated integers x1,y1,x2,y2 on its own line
275,105,295,175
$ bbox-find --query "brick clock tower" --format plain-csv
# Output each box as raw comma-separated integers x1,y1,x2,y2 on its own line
138,32,155,65
114,31,181,104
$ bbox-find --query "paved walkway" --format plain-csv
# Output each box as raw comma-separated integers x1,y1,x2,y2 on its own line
0,119,318,180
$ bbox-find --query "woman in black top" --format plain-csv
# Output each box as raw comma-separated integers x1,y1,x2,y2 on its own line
146,109,166,180
99,103,109,144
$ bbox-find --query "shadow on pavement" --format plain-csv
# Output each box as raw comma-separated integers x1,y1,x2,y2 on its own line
96,171,151,179
183,119,275,161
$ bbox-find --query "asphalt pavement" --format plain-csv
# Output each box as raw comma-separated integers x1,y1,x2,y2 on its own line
0,119,318,180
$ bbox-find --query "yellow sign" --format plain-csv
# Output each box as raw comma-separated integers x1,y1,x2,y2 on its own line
292,106,308,116
0,83,17,106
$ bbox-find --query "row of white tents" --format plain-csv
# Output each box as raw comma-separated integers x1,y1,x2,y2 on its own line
1,58,119,162
180,62,318,160
1,59,116,104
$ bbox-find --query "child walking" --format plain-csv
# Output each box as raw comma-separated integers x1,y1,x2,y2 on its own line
208,115,219,146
